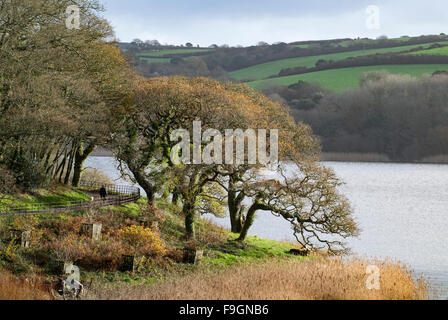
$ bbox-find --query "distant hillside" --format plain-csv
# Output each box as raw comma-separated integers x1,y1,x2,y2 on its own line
117,35,448,163
229,42,447,81
122,34,448,92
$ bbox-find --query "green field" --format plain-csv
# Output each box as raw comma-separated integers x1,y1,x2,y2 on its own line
247,64,448,92
229,42,447,81
136,48,213,57
409,46,448,55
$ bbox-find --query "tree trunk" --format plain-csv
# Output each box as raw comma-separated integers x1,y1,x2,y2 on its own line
229,200,244,233
172,190,181,205
64,147,76,185
183,199,196,239
132,170,155,206
237,201,265,241
228,178,245,233
72,142,96,187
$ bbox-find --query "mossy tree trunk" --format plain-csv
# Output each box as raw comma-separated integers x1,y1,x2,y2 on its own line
72,141,97,187
228,176,246,234
183,199,196,239
237,199,269,241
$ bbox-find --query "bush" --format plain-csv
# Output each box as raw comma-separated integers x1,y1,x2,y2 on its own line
0,166,16,194
49,233,126,271
119,225,167,256
8,154,49,190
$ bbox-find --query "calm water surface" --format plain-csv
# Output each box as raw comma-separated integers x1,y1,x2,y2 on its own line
86,157,448,298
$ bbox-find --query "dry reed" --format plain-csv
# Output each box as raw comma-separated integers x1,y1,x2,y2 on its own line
86,257,428,300
0,270,51,300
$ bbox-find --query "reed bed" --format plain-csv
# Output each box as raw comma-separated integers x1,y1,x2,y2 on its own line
86,257,428,300
0,270,51,300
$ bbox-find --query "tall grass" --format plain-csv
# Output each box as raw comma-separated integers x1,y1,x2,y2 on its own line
0,270,51,300
86,257,428,300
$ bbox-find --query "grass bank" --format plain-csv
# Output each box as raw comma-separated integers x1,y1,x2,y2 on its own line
0,184,91,214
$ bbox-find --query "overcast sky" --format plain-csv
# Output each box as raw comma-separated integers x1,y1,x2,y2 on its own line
100,0,448,46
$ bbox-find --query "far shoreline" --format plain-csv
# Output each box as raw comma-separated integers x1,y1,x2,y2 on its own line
91,148,448,165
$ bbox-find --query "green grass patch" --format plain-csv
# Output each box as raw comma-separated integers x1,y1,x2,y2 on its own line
230,42,448,81
202,233,301,267
247,64,448,92
0,185,90,213
408,46,448,56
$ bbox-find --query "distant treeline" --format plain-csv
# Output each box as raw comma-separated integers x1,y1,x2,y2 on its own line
137,56,231,81
263,71,448,162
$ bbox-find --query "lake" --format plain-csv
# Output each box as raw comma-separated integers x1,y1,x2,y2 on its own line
85,157,448,298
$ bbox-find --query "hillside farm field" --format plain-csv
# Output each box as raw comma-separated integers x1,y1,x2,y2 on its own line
247,64,448,92
409,46,448,56
229,42,448,81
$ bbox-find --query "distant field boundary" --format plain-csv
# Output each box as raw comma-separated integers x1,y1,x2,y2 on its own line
320,152,448,164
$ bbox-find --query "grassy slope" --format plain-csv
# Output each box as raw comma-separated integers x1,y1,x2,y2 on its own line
247,64,448,92
84,199,301,285
0,188,303,286
0,185,91,213
230,42,447,81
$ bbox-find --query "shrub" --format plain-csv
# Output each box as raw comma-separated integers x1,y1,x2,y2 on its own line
49,233,125,271
0,166,16,195
8,154,49,190
11,216,43,245
119,225,167,256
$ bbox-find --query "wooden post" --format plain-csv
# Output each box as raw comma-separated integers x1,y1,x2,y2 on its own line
138,218,159,230
9,229,31,248
183,248,203,265
80,223,102,241
21,230,31,248
121,255,147,273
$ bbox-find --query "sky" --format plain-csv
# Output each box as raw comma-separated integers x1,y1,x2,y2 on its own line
99,0,448,46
